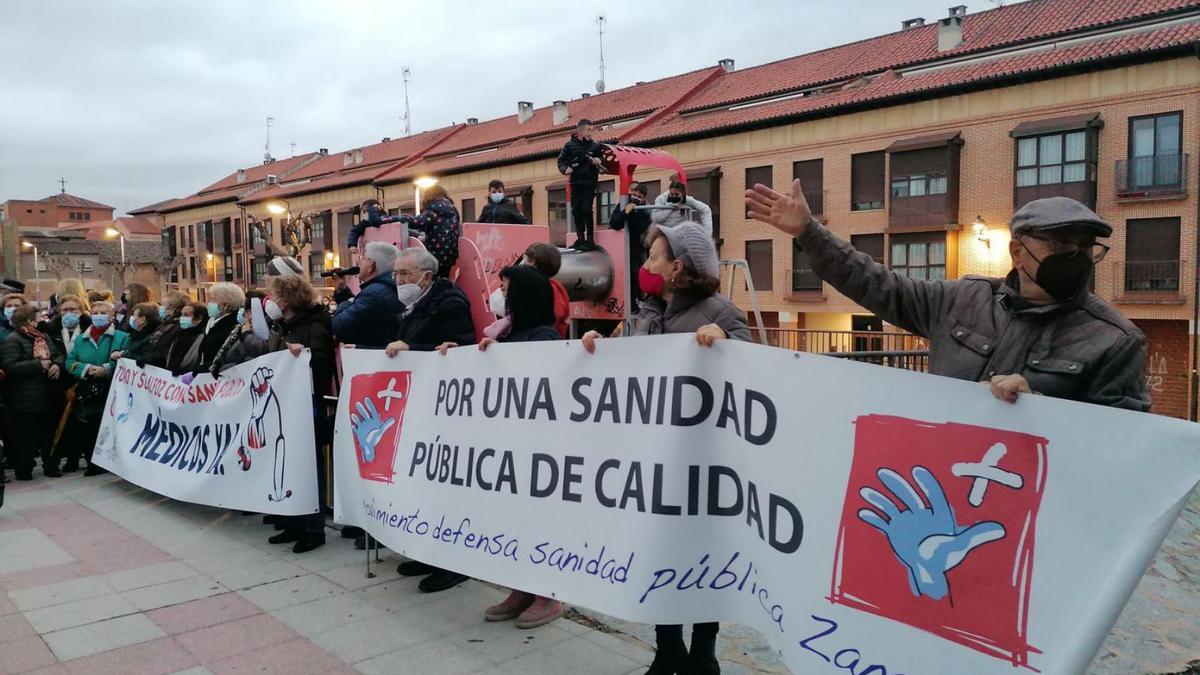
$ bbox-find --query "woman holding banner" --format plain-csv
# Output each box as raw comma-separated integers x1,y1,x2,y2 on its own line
581,221,750,675
0,305,65,480
167,303,209,373
143,291,189,368
64,301,130,476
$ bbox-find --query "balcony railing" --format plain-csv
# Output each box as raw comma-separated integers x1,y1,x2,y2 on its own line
1115,154,1188,199
753,329,929,372
789,268,823,293
1124,260,1181,293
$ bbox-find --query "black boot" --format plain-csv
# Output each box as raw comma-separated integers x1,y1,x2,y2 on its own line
340,526,363,539
646,625,687,675
268,529,300,545
263,514,280,525
686,622,720,675
292,532,325,554
62,460,79,473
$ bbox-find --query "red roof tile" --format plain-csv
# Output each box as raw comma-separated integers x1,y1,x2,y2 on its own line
195,153,322,194
677,0,1200,112
42,193,113,209
628,21,1200,145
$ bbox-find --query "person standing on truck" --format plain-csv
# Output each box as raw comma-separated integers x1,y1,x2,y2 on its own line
557,119,605,251
478,180,528,224
609,182,653,312
651,180,714,238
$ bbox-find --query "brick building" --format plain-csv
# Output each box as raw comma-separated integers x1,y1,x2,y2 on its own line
138,0,1200,418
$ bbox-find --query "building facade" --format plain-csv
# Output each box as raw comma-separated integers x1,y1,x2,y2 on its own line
140,0,1200,419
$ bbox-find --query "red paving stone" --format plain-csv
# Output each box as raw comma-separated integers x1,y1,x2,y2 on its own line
206,638,347,675
147,593,263,635
61,636,200,675
0,592,20,616
22,665,71,675
0,561,91,592
0,612,38,644
175,613,299,662
0,635,58,673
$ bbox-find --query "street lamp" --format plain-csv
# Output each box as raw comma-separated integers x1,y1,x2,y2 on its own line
21,241,38,301
414,176,437,210
266,202,287,216
105,227,126,264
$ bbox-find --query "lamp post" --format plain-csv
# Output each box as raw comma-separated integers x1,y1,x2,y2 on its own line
414,176,438,212
21,241,38,301
106,227,127,288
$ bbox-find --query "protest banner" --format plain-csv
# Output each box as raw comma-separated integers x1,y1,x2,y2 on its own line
332,335,1200,674
94,351,319,516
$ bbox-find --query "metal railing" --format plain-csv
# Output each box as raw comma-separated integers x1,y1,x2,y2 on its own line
1124,260,1181,292
754,328,928,355
1115,154,1188,198
824,350,930,372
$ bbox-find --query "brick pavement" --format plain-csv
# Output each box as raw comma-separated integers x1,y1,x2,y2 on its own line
0,472,1196,674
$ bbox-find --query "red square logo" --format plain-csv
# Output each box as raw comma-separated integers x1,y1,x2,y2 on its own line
347,371,412,483
830,415,1048,667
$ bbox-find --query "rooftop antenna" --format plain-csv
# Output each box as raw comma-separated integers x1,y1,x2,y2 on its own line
988,0,1005,6
595,14,607,93
401,67,412,136
58,177,67,194
264,116,275,162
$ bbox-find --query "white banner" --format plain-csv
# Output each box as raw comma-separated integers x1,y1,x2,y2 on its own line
332,336,1200,674
95,351,319,515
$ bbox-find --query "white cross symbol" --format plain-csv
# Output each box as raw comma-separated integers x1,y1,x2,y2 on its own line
376,377,404,412
951,443,1024,507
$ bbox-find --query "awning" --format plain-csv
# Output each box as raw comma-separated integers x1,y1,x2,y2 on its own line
886,131,963,153
1010,113,1102,138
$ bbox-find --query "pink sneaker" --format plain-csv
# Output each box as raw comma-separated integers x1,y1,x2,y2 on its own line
485,589,534,622
515,595,564,629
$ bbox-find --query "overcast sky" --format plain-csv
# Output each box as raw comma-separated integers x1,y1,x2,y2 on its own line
0,0,1015,215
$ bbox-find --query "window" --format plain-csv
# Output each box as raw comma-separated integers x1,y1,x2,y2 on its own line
850,234,885,264
461,198,476,222
745,240,773,291
1125,217,1180,292
745,166,773,217
792,160,823,215
235,254,244,281
309,253,325,279
234,218,242,246
189,257,196,280
891,174,948,198
686,169,722,242
84,212,91,220
851,152,885,211
791,242,821,292
596,180,616,227
547,187,567,245
253,258,267,285
1016,131,1088,188
1128,112,1183,189
310,215,325,241
890,232,946,280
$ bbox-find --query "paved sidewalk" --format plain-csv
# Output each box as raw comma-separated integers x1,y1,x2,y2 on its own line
0,472,1196,674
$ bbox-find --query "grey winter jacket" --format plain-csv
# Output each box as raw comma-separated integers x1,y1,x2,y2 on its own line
629,293,752,342
796,220,1150,411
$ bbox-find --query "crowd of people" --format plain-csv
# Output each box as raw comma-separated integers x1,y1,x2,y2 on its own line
0,171,1148,673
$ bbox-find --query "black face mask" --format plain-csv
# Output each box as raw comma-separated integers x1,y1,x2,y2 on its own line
666,195,682,204
629,195,644,204
1022,242,1093,302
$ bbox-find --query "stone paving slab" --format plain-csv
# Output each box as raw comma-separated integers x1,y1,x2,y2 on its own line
1,470,1197,674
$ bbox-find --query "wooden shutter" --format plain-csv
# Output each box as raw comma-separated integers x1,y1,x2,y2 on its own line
851,151,885,210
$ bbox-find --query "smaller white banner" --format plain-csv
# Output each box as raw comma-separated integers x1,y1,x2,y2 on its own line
94,351,319,515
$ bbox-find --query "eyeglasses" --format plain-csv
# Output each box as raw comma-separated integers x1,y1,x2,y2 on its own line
1022,235,1110,263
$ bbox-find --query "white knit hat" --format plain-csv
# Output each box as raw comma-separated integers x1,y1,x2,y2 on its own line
267,256,303,277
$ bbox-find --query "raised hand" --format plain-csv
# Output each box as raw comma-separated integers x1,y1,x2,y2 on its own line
249,367,275,422
350,397,395,463
744,179,813,237
858,466,1006,600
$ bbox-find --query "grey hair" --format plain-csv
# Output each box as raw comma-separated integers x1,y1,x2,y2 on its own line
363,241,398,274
398,248,439,275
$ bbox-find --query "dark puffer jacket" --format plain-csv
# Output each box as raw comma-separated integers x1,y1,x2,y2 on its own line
395,279,476,351
400,199,461,276
276,304,336,397
0,330,65,415
557,133,605,186
477,197,528,224
332,272,404,349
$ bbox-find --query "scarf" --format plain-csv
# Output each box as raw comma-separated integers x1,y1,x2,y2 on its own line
19,326,50,361
89,324,106,341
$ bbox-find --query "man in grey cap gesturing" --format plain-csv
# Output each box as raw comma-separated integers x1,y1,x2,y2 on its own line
746,182,1149,411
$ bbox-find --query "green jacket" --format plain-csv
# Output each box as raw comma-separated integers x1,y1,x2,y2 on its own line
66,327,131,380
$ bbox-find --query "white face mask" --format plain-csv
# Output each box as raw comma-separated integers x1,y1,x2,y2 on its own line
488,287,507,317
265,299,283,321
396,283,423,306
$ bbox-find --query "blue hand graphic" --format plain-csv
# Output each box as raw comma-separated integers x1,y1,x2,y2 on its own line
116,392,133,424
350,397,395,463
858,466,1006,600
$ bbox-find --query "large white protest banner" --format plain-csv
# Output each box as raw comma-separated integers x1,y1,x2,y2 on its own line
333,335,1200,674
94,351,319,516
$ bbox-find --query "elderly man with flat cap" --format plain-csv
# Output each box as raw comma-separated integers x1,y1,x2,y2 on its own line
746,183,1149,411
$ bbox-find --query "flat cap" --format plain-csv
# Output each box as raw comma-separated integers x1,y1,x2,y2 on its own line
1010,197,1112,238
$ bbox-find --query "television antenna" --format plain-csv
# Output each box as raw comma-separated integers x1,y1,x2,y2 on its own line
401,67,412,136
595,15,607,93
264,116,275,162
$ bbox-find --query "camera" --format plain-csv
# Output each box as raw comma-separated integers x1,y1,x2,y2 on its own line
319,266,360,278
